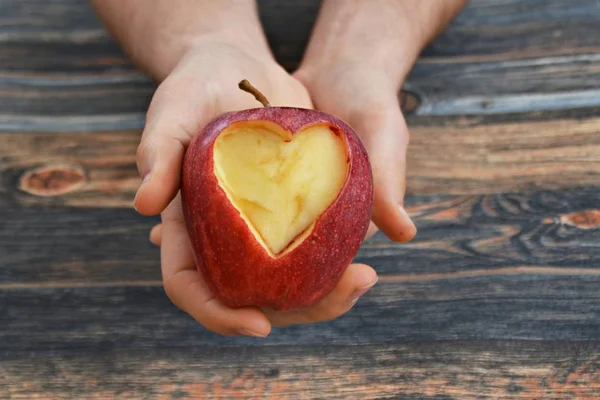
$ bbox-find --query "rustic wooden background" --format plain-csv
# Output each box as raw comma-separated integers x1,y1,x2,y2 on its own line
2,0,600,398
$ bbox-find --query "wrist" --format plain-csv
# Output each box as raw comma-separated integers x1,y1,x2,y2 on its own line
298,38,421,88
93,0,272,82
300,5,420,86
144,28,273,81
298,0,467,85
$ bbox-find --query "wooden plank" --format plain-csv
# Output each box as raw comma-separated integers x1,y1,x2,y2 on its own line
2,53,599,130
0,73,154,116
2,113,599,209
1,0,598,74
2,341,600,399
407,53,600,116
423,0,600,60
0,0,131,74
406,116,600,195
1,2,598,399
2,185,600,285
0,113,146,132
2,275,600,351
2,184,600,285
260,0,600,67
0,130,141,208
372,186,600,273
0,207,160,284
0,1,599,131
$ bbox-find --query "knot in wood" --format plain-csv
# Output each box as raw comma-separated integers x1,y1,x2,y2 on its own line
560,209,600,229
399,90,420,114
20,164,86,197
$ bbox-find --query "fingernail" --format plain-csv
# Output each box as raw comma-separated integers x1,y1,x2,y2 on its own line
349,277,379,303
238,328,269,338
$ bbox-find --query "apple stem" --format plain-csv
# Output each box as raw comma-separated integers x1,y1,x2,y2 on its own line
238,79,271,108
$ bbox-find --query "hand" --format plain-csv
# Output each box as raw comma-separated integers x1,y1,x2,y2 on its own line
286,0,468,243
93,0,467,338
294,63,417,243
138,43,378,337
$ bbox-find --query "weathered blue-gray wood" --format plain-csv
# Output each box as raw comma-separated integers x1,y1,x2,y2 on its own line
3,341,599,398
1,0,599,131
2,0,600,398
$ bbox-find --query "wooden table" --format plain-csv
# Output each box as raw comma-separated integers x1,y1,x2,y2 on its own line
2,0,600,398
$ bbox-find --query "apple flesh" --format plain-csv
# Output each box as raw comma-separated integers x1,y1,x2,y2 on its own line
182,107,373,311
213,121,348,255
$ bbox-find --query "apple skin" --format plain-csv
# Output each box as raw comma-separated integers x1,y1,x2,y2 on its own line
181,107,373,311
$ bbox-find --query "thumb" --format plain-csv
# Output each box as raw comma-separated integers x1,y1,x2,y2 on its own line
134,77,215,216
350,103,417,243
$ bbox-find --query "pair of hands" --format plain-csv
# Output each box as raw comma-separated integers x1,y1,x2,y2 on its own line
134,41,416,337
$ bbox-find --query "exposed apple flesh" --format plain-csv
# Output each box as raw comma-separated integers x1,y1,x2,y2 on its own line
181,80,373,310
213,122,348,255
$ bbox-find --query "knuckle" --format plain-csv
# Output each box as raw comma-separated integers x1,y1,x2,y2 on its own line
145,98,160,124
146,80,175,123
136,139,150,159
135,137,156,168
145,76,182,126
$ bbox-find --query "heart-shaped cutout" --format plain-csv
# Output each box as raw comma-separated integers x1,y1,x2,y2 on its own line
213,121,349,256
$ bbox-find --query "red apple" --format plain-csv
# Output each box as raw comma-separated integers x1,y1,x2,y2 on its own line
181,80,373,310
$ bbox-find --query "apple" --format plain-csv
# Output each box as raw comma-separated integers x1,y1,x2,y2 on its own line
181,80,373,310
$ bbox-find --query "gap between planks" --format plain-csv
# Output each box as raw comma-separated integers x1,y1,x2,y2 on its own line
3,266,600,290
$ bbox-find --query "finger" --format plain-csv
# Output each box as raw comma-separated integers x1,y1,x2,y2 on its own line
133,131,186,216
297,67,417,243
133,70,218,216
153,204,374,327
149,220,378,284
264,263,378,327
352,104,417,243
161,194,271,337
150,223,162,246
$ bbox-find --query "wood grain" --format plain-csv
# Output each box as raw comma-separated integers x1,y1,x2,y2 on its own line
2,0,600,398
2,185,599,285
1,1,599,132
2,274,600,355
0,130,140,208
260,0,600,67
406,116,600,195
2,53,599,131
407,53,600,116
4,0,598,75
2,341,600,399
2,114,599,209
0,206,160,285
0,0,130,74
